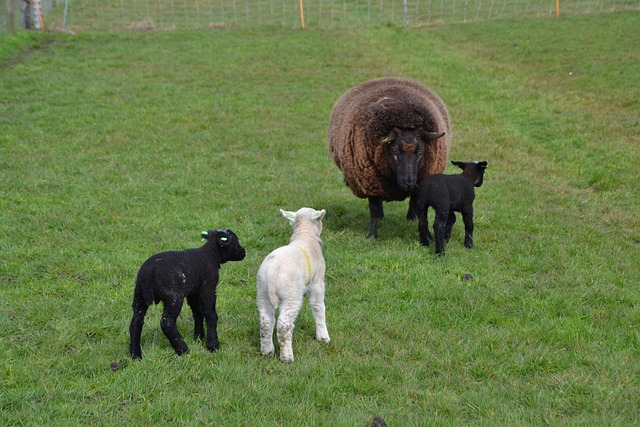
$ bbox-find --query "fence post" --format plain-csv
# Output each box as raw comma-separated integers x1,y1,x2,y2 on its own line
299,0,305,29
403,0,409,26
33,0,45,30
556,0,560,17
63,0,69,29
6,0,15,33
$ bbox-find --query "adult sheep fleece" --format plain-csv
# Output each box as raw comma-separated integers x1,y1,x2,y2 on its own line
327,77,452,238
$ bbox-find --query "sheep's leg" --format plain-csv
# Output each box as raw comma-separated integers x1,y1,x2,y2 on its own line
444,211,456,243
418,208,431,246
367,197,384,239
308,281,330,343
277,299,303,363
160,298,189,355
257,298,276,356
462,207,474,248
129,296,149,359
433,209,448,255
406,194,417,220
187,295,204,341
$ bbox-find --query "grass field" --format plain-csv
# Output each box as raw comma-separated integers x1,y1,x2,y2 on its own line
4,0,640,32
1,11,639,425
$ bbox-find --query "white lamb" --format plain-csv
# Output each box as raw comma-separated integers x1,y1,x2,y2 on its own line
257,207,330,363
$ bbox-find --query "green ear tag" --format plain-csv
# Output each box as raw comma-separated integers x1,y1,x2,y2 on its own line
220,237,228,242
201,231,208,241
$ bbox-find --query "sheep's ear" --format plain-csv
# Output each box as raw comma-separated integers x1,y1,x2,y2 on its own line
421,130,445,142
201,230,210,241
217,232,230,247
478,161,488,169
280,209,296,223
451,160,465,169
383,128,399,144
312,209,326,221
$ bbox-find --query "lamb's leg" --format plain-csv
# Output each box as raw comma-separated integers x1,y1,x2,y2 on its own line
433,209,448,255
187,295,205,341
257,297,276,356
277,299,303,363
129,295,149,359
308,281,330,343
367,196,384,239
160,298,189,355
444,211,456,243
462,206,474,248
418,207,431,246
200,292,220,352
406,194,417,220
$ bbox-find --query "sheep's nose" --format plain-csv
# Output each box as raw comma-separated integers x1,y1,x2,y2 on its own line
399,178,416,191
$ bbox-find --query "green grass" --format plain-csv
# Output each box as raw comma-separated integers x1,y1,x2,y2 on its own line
1,12,639,425
4,0,640,32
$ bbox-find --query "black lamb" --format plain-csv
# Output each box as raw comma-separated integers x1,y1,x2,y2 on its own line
416,161,488,255
129,229,246,359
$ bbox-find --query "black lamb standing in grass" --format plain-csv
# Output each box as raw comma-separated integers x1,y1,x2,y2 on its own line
416,161,488,255
129,229,246,359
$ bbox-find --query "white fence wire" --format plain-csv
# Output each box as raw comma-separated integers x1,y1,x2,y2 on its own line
3,0,640,32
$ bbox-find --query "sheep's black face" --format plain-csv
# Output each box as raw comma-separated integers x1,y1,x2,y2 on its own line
386,128,427,192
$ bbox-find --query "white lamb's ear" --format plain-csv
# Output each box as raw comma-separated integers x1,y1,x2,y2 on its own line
313,209,326,221
280,209,296,223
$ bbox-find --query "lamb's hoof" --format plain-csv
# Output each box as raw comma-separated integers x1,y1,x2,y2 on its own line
317,336,331,343
130,353,142,360
175,343,190,355
207,342,220,352
280,355,294,363
261,349,275,356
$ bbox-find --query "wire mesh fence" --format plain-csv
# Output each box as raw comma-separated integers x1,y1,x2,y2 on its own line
2,0,640,33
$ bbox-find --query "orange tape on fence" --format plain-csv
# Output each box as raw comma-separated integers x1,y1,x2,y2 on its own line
34,0,46,31
299,0,305,29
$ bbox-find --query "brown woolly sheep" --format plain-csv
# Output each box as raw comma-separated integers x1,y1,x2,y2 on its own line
327,77,452,238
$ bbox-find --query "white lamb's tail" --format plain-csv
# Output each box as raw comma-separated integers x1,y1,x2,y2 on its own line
268,286,280,310
257,257,281,310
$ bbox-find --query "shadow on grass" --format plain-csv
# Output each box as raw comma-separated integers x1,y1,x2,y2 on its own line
323,200,420,244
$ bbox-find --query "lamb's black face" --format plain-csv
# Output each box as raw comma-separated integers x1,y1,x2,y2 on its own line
218,229,246,262
474,161,488,187
452,160,488,188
